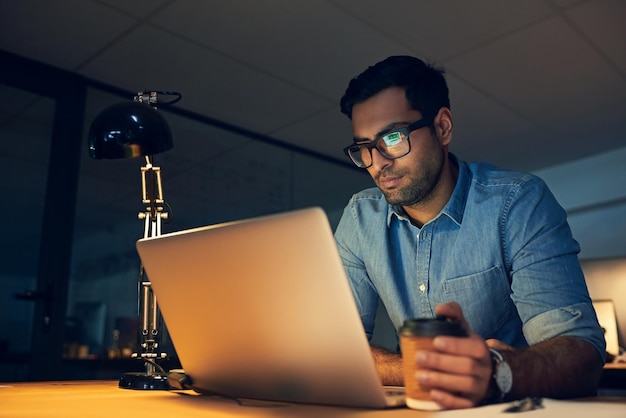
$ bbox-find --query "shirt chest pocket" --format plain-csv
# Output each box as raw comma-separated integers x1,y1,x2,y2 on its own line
440,265,514,337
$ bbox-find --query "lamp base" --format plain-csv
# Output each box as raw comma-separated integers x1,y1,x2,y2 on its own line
119,372,170,390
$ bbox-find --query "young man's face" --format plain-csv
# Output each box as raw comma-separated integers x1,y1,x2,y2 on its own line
350,86,449,208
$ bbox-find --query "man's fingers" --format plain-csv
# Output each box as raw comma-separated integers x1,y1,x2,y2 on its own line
486,338,514,351
430,389,477,410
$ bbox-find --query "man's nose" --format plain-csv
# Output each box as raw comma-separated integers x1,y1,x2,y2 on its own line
370,147,392,170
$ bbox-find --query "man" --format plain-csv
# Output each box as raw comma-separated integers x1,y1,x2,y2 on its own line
334,56,605,409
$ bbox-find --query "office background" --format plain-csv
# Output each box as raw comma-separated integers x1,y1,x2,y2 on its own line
0,0,625,381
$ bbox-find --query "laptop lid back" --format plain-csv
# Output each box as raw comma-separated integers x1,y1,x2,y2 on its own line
136,207,391,408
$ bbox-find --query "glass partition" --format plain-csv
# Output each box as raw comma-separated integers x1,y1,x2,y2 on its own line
0,84,55,380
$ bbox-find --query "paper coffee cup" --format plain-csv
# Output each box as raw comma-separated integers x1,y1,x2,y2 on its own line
399,317,467,410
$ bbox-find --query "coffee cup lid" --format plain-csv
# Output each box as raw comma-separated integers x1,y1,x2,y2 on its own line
399,317,467,337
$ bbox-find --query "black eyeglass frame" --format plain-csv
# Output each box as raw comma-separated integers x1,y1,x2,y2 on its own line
343,117,432,168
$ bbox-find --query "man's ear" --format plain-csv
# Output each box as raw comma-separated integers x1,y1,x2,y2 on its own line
434,107,453,146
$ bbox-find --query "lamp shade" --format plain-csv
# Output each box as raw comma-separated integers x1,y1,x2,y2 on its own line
88,101,173,159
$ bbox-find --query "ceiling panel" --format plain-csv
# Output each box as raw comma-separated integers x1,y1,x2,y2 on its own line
445,16,625,126
96,0,173,18
79,24,332,134
330,0,555,60
150,0,414,102
0,0,136,71
565,0,626,72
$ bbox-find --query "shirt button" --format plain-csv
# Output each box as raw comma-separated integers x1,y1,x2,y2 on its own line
419,284,426,292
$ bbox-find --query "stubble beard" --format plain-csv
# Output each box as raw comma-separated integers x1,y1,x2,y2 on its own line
376,148,445,208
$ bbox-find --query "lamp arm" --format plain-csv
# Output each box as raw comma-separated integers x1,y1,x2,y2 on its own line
140,156,167,224
135,156,169,371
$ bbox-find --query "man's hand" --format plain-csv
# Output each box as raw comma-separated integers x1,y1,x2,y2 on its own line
412,301,494,409
408,301,604,409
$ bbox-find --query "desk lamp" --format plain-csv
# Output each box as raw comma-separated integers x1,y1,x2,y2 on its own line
88,91,180,390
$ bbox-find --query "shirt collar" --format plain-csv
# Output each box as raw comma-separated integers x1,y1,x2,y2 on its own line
386,154,469,227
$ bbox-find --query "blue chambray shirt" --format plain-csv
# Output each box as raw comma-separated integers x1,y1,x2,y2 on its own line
334,155,605,358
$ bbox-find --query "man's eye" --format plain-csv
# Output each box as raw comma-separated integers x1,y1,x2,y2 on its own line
382,131,403,146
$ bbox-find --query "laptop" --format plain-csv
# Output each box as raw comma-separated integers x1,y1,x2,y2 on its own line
136,207,405,408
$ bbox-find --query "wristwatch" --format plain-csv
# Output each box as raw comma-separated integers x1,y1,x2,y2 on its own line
489,348,513,400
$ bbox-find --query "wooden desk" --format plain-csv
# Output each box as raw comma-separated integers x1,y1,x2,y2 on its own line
1,380,624,418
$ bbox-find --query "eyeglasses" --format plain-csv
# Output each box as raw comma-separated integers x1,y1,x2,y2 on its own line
343,118,432,168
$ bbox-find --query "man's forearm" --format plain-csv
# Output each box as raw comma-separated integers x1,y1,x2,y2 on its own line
370,346,404,386
502,336,603,400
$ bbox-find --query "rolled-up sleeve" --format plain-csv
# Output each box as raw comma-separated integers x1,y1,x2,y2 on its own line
523,302,606,356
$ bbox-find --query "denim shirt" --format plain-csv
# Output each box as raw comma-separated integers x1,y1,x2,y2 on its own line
334,156,605,357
